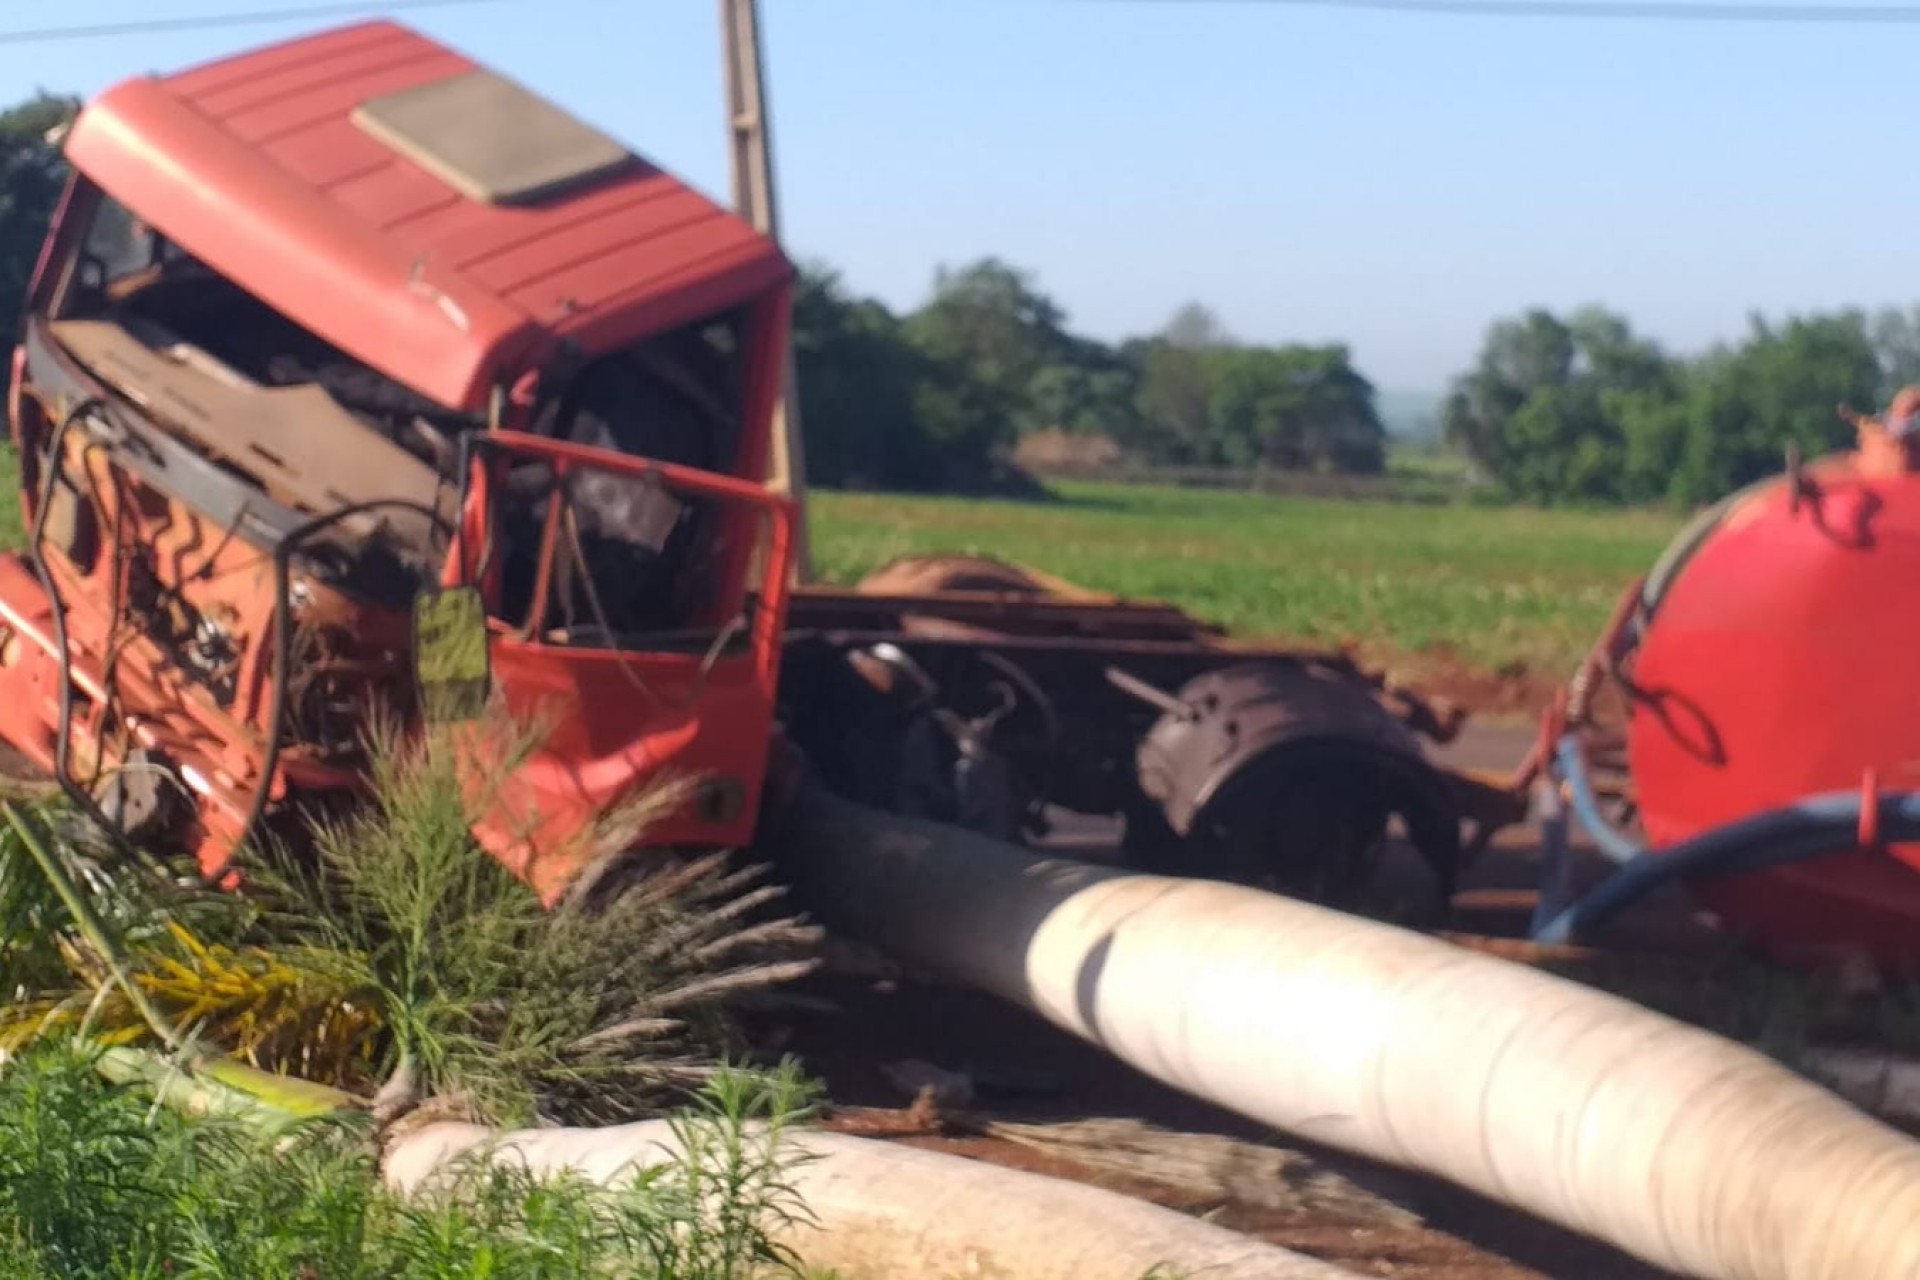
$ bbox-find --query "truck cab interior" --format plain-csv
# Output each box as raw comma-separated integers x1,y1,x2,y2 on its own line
41,182,756,650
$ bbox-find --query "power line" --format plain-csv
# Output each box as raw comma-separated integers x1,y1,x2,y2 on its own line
1083,0,1920,20
0,0,508,47
7,0,1920,46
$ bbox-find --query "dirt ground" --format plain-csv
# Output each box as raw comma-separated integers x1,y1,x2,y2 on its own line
771,711,1714,1280
1381,648,1566,726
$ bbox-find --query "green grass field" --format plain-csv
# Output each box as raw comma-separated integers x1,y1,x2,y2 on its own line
811,481,1686,679
0,446,20,553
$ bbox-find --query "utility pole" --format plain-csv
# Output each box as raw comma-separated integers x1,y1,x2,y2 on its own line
721,0,812,582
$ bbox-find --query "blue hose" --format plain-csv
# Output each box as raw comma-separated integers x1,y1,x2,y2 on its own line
1553,735,1646,867
1528,777,1574,937
1530,787,1920,945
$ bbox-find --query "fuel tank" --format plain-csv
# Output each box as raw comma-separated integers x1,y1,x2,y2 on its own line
1626,446,1920,969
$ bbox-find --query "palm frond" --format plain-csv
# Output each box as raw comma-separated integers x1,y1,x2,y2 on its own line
232,701,820,1126
0,695,819,1126
0,920,384,1088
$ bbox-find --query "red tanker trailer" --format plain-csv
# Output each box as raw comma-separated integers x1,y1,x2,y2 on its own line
1533,396,1920,975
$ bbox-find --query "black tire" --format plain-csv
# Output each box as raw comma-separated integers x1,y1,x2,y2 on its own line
1187,759,1394,909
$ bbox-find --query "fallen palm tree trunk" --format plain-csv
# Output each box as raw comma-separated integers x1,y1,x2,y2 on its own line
85,1044,1339,1279
380,1117,1346,1280
759,760,1920,1280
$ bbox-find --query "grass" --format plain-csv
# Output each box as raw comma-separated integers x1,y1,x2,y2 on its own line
810,480,1687,679
0,446,20,555
0,1042,824,1280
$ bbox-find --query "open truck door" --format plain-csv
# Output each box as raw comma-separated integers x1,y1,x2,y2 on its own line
425,430,796,901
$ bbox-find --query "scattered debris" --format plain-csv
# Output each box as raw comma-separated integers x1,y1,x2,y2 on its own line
981,1117,1422,1229
880,1057,975,1110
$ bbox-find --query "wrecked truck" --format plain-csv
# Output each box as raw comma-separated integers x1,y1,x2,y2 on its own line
4,19,1511,913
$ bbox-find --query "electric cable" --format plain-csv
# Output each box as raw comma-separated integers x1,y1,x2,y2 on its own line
13,0,1920,46
1072,0,1920,20
0,0,512,46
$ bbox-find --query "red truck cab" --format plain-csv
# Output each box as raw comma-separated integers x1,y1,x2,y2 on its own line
6,20,797,897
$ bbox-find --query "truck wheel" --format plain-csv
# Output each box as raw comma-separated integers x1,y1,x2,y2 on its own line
1181,758,1395,911
1118,797,1185,874
1132,662,1461,917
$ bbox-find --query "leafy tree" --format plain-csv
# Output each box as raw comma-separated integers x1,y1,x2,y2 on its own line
1443,306,1683,503
1439,302,1891,508
908,348,1011,484
1568,305,1676,397
1871,305,1920,399
1441,309,1576,479
790,265,945,489
1203,343,1386,474
1499,383,1617,503
1611,385,1694,504
1024,354,1142,440
1163,301,1230,352
790,261,1038,492
904,257,1070,444
1132,303,1231,463
0,92,79,343
1667,311,1881,504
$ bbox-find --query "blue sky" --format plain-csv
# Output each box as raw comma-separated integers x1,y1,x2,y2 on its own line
4,0,1914,390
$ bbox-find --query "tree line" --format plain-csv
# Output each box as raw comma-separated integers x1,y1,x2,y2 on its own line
793,262,1388,491
6,90,1913,512
804,266,1920,509
1442,304,1920,508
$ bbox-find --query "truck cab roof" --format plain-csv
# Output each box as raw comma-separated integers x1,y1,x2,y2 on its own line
62,19,791,412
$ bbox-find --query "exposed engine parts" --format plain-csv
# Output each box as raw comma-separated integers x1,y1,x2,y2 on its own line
849,642,1039,843
777,555,1496,913
126,556,244,708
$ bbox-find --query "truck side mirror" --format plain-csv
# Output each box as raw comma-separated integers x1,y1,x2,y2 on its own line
412,584,491,722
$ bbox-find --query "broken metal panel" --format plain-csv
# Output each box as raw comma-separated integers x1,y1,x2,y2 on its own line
48,318,452,551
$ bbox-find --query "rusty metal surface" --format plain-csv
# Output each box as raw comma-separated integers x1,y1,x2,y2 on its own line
781,626,1455,769
1135,662,1434,837
48,318,451,552
782,621,1353,671
846,552,1122,602
788,587,1227,644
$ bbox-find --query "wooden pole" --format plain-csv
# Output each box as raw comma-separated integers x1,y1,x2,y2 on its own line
721,0,812,582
